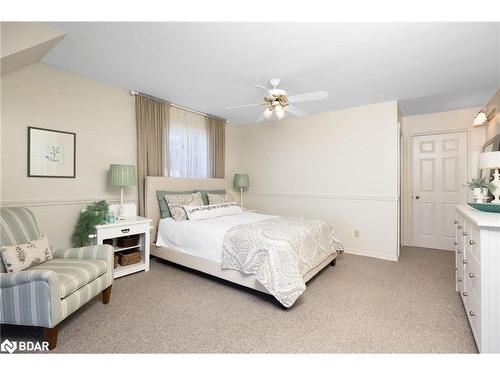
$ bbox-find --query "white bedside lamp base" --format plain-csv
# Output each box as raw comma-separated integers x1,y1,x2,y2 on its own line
118,186,126,220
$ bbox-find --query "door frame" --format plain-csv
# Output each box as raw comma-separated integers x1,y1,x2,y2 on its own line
403,128,470,249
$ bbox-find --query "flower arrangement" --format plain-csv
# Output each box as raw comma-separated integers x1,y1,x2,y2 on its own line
464,177,494,191
71,200,109,247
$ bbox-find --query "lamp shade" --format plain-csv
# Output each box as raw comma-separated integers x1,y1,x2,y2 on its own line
233,173,249,189
478,152,500,169
108,164,137,186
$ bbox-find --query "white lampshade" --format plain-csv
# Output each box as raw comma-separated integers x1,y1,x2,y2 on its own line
479,151,500,169
275,105,285,119
473,111,488,126
263,107,272,119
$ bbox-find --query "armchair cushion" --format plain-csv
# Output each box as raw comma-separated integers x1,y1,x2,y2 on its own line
30,258,107,298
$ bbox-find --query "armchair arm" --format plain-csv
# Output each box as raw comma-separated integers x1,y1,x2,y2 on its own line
1,270,62,327
53,244,113,263
0,269,59,288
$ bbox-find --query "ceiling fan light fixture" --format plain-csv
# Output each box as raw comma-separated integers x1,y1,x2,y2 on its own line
263,107,273,119
275,105,286,120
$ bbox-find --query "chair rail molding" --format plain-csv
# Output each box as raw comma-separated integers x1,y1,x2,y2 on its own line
245,191,398,202
1,196,139,208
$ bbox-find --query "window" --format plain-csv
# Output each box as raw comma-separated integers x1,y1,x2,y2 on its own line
168,106,208,177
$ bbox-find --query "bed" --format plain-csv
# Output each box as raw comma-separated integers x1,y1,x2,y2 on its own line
145,176,343,307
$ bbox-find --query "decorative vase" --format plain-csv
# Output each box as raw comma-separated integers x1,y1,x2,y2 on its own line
472,187,488,203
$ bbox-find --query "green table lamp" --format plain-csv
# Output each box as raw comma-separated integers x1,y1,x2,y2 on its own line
233,173,249,208
108,164,137,220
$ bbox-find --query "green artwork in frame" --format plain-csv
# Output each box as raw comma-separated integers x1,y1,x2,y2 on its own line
27,126,76,178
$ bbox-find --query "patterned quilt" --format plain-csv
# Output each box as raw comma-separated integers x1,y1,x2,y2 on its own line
222,216,343,307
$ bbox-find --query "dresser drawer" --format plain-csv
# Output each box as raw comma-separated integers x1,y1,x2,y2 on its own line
467,224,481,263
465,255,481,302
465,289,481,351
97,223,147,240
456,261,465,295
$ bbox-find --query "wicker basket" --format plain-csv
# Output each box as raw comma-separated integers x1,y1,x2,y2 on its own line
117,235,139,248
117,249,141,266
104,238,114,246
113,254,118,269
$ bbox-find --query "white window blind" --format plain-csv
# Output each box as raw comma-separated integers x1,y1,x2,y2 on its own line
168,106,208,178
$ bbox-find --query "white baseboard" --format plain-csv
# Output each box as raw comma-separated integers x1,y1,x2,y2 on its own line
343,248,399,262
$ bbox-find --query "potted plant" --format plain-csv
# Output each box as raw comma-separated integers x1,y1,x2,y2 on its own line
464,177,494,202
72,200,109,247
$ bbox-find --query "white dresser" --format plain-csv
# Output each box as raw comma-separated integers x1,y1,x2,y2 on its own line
454,205,500,353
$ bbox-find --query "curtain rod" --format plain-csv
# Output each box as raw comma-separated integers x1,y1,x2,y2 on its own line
129,90,228,123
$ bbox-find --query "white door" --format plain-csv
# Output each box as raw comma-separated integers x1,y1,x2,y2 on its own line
412,132,467,250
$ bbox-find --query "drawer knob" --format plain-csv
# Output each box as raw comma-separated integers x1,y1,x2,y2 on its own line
454,220,458,225
469,311,476,317
462,260,468,264
469,273,476,278
454,267,458,271
457,278,462,282
463,292,468,297
462,231,467,236
121,228,130,233
453,241,458,246
469,239,476,245
457,225,462,229
457,250,462,254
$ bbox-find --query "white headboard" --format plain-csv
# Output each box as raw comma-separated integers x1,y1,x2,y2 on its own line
145,176,228,241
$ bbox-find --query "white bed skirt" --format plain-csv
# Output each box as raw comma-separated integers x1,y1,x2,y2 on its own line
151,244,337,295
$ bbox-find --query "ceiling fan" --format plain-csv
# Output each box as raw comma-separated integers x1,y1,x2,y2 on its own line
225,78,328,121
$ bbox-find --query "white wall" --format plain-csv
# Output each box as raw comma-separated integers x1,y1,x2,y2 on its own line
401,107,485,246
1,63,137,248
226,101,400,261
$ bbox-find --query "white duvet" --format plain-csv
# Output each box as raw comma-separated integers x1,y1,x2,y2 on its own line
156,212,276,262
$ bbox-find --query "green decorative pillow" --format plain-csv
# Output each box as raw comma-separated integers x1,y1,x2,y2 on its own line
196,190,226,205
156,190,195,218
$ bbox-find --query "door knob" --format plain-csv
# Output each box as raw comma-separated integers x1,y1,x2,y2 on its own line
415,195,420,200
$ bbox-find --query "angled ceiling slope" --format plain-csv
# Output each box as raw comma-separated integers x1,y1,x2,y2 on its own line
1,22,65,76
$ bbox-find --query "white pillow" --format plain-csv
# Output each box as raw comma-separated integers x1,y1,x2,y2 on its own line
0,235,53,273
183,202,243,221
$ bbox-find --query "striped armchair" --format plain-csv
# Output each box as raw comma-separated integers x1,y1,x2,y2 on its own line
0,207,114,350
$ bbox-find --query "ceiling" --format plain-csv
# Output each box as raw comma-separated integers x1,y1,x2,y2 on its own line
42,22,499,124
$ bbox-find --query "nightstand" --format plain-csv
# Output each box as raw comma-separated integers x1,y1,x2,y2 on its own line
92,216,152,278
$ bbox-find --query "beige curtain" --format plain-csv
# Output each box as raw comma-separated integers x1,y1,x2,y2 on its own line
207,116,226,178
136,94,170,215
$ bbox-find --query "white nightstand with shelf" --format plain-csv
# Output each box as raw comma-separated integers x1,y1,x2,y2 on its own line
93,216,152,278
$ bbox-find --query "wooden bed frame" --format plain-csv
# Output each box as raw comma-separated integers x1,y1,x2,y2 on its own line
145,176,338,297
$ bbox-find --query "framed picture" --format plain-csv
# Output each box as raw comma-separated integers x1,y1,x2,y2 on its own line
27,126,76,178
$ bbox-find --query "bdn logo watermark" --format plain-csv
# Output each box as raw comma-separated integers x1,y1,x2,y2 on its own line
1,339,49,353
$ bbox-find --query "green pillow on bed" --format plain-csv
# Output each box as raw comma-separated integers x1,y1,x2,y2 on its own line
196,190,226,205
156,190,195,218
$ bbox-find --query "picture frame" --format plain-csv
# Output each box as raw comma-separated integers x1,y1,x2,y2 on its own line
27,126,76,178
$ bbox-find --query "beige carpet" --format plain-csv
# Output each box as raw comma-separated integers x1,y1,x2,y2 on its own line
1,247,477,353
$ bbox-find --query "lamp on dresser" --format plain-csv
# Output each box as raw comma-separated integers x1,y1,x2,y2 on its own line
479,151,500,204
108,164,137,220
233,173,249,209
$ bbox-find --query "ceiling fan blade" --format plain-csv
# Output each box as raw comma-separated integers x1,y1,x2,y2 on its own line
225,103,263,110
285,104,307,117
254,84,269,91
287,90,328,103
